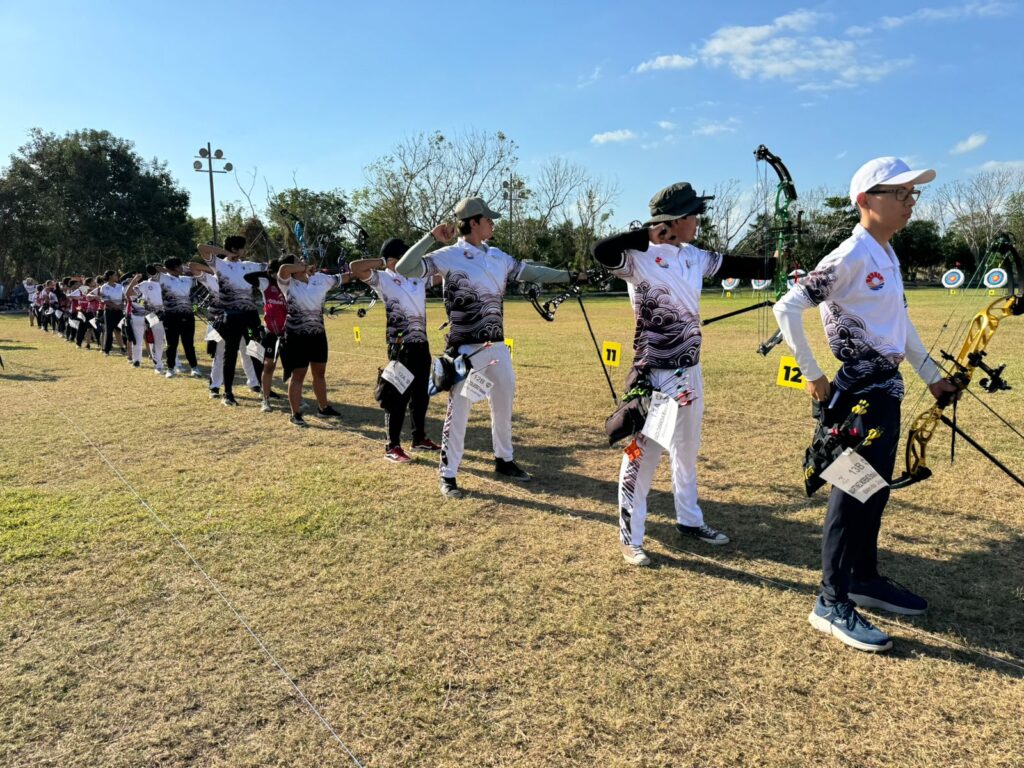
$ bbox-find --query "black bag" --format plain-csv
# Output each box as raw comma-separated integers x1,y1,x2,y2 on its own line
374,367,405,410
604,397,649,446
428,353,473,397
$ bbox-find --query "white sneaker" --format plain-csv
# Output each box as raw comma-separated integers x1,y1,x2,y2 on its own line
260,400,272,413
620,542,651,566
190,368,203,378
165,370,175,378
154,368,165,376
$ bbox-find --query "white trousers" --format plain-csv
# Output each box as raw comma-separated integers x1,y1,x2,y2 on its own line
439,341,515,479
208,334,259,389
618,365,705,547
130,315,165,369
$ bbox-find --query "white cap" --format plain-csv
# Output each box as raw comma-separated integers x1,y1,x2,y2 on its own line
849,157,936,206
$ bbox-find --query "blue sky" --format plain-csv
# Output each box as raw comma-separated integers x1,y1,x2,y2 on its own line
2,0,1021,228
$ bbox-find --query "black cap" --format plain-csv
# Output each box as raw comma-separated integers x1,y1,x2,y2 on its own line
380,238,409,261
643,182,714,226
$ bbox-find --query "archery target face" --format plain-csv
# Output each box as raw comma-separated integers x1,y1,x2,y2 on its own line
721,278,740,290
942,269,965,288
786,269,806,289
751,279,771,290
984,268,1008,288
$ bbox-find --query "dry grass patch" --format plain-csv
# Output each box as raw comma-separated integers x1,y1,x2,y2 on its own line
1,290,1022,767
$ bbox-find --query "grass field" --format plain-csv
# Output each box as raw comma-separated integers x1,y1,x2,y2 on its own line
2,289,1022,767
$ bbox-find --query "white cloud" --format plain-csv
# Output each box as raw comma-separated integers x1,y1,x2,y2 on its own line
950,132,988,154
693,117,740,136
699,9,894,90
859,2,1011,34
591,129,637,145
635,54,698,73
657,120,677,130
975,160,1024,172
835,150,848,159
577,66,602,89
845,24,873,36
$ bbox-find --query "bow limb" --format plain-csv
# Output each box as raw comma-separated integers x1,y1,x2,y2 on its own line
893,234,1024,488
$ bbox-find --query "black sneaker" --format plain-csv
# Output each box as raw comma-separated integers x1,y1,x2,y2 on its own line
439,476,465,499
290,413,308,428
268,390,284,399
209,387,220,399
676,522,730,545
494,458,531,481
849,576,927,616
316,405,341,418
222,394,238,407
132,361,140,368
250,385,262,393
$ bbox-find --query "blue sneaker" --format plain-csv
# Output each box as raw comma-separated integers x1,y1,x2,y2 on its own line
808,596,892,652
849,576,927,616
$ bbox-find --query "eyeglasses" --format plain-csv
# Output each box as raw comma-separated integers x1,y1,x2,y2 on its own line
867,187,921,202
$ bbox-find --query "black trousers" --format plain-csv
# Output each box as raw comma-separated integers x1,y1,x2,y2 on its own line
103,309,123,353
75,312,95,346
219,310,261,395
164,312,198,370
820,387,901,603
383,342,432,449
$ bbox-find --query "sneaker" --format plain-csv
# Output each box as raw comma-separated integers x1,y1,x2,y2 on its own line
676,522,730,546
260,400,272,413
222,394,238,407
154,368,165,376
316,405,341,418
267,390,283,399
132,361,140,368
412,438,442,451
164,370,175,379
849,576,927,616
439,476,465,499
103,351,111,357
190,368,203,378
209,387,220,399
290,413,308,428
249,385,262,393
385,446,412,463
494,457,531,481
620,542,651,566
808,596,892,652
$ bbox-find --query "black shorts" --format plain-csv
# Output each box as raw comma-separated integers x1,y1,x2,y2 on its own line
263,331,282,362
282,332,328,370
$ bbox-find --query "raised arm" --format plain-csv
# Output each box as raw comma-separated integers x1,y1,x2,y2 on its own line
197,244,231,262
395,224,456,278
348,257,387,283
188,261,214,275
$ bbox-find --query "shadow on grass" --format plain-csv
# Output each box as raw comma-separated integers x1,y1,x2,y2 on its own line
475,441,1024,676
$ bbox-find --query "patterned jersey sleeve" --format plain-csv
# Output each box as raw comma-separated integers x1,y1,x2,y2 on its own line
795,249,857,308
697,247,724,279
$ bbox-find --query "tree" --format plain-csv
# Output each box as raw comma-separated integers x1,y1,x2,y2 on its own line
934,169,1024,258
0,128,193,284
892,219,942,280
358,129,518,240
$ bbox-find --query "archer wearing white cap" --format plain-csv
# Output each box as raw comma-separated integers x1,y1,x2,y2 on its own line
773,156,959,653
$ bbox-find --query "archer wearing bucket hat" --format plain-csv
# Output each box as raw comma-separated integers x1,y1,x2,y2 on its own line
394,197,584,500
773,155,957,653
590,181,777,568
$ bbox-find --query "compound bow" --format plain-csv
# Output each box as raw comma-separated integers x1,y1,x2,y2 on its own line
892,232,1024,489
702,144,803,356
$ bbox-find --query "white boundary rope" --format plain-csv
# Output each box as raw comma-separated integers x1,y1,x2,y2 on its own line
7,359,365,767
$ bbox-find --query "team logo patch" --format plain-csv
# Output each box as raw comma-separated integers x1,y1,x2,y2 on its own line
393,279,402,286
865,271,885,291
654,256,670,269
463,250,473,259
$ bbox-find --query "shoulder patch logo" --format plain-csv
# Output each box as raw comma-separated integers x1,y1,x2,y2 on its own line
463,250,473,260
865,271,885,291
654,256,670,269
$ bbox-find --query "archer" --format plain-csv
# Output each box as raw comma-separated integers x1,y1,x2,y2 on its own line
773,156,959,653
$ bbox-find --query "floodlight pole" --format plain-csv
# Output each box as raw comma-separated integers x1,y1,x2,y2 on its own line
193,142,232,245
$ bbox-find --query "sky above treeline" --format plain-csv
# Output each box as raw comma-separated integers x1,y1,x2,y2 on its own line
2,0,1021,228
